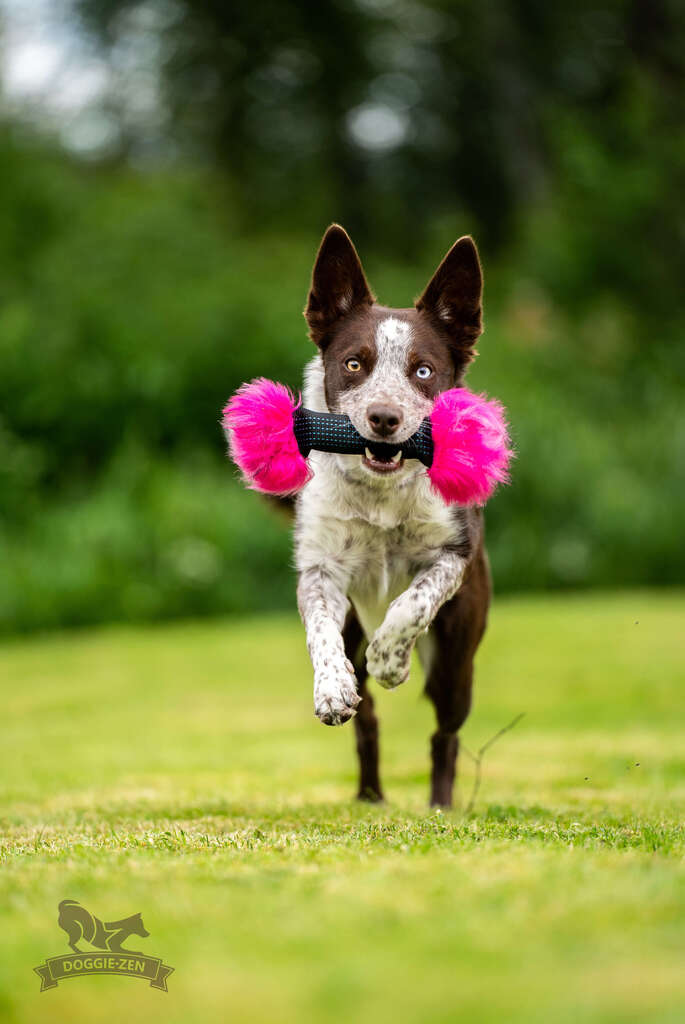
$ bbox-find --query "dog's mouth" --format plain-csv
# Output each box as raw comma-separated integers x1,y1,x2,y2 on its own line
362,447,405,474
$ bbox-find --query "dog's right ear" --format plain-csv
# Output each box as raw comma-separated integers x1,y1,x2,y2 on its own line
304,224,375,348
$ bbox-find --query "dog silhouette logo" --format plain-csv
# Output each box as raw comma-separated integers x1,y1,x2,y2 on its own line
58,899,150,954
34,900,174,992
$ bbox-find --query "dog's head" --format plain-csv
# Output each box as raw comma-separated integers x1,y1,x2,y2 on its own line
304,224,483,482
128,913,150,938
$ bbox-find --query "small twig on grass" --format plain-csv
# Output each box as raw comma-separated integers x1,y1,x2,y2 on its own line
461,713,526,815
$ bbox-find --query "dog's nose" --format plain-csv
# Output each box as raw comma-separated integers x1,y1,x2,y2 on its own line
366,403,403,438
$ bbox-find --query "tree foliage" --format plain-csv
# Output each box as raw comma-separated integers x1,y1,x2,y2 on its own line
0,1,683,631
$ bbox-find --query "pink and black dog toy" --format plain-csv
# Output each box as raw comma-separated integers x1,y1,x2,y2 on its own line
222,377,512,506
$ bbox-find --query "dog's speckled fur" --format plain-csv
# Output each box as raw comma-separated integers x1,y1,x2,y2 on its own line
295,225,492,806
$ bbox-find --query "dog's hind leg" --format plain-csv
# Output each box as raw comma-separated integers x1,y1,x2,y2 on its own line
425,652,473,808
344,613,383,802
58,900,93,953
422,549,490,808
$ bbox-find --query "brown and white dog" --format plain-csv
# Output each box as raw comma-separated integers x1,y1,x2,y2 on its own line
295,224,491,807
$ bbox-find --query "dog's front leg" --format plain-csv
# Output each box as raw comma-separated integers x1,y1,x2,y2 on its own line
366,552,465,689
297,566,361,726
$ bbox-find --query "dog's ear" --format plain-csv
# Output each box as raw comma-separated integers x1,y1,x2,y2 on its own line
304,224,375,347
415,236,483,362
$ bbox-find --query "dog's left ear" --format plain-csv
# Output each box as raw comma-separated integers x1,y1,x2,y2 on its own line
415,236,483,361
304,224,375,348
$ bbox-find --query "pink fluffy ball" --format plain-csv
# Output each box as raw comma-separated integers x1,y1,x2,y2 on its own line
427,388,512,506
222,378,311,495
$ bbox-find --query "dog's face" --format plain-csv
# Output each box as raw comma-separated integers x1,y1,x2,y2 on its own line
304,225,483,482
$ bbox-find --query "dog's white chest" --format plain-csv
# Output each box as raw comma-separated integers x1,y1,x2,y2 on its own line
347,527,412,638
349,577,410,639
344,513,455,638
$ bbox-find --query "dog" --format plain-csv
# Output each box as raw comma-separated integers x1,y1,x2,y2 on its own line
57,899,150,954
295,224,492,808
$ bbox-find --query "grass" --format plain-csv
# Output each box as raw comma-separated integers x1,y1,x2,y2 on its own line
0,590,683,1023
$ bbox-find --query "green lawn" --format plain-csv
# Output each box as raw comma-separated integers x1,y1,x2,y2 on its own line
1,591,684,1023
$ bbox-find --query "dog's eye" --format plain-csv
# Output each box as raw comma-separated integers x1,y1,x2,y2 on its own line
345,358,362,372
416,365,432,379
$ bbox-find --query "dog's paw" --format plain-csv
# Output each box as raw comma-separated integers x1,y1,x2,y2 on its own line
365,626,414,690
314,657,361,726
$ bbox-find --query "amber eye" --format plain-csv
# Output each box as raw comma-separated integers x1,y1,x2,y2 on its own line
416,364,432,379
345,357,362,372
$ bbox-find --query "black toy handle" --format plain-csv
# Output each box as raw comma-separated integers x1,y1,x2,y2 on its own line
293,407,434,467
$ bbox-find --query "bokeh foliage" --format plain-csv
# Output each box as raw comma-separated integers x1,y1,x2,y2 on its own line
0,0,683,632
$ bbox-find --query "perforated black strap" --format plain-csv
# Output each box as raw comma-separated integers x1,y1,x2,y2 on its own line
293,407,434,467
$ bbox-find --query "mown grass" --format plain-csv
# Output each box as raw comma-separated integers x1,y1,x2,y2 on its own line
0,591,683,1023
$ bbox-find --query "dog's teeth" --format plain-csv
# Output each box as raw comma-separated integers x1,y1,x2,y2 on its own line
391,450,402,463
365,448,374,460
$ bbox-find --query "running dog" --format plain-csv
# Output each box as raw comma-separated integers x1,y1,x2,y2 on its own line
295,225,494,807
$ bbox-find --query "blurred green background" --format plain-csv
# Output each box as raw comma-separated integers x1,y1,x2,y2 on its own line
0,0,683,634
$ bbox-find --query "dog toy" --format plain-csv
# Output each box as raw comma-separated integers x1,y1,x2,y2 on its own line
222,377,511,506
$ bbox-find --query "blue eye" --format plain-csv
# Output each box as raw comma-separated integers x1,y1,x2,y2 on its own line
416,365,432,379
